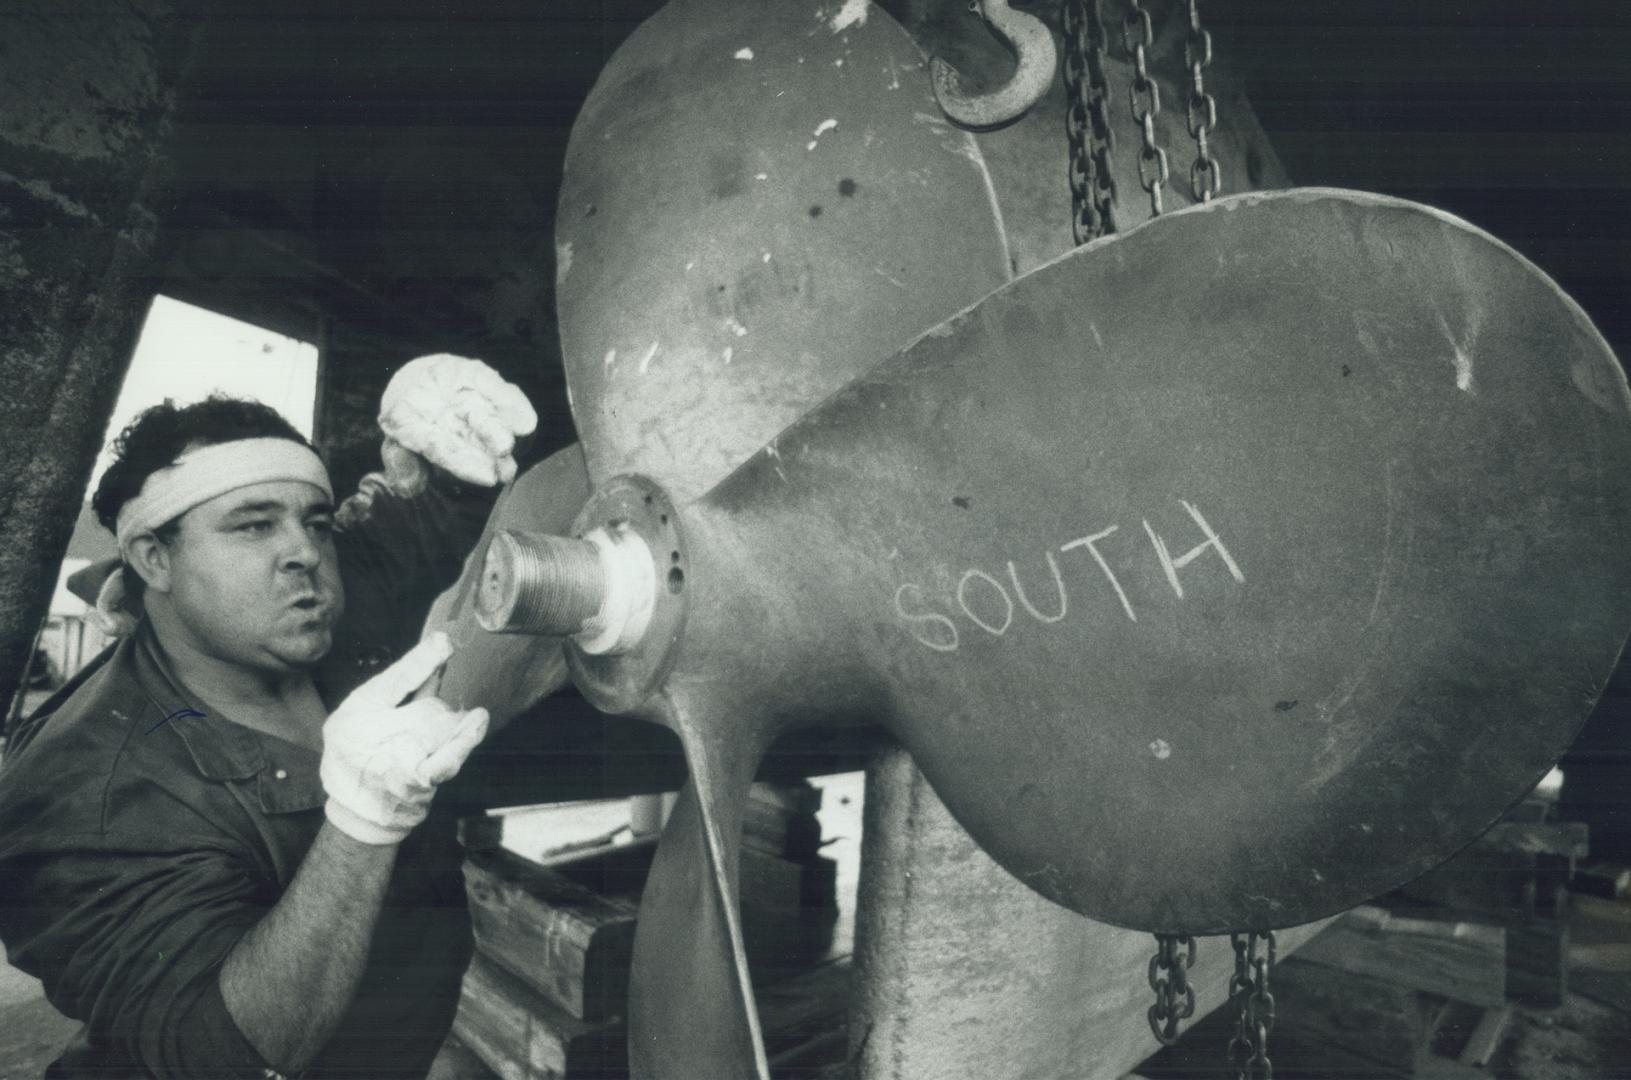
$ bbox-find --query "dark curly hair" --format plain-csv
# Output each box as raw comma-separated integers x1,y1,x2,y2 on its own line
93,396,318,546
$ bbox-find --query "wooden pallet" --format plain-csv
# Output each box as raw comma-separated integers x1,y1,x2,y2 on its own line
451,784,842,1079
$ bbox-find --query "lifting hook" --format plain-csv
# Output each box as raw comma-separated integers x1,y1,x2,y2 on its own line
930,0,1058,130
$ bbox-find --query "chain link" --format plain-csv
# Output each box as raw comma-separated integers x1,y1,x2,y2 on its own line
1183,0,1222,201
1146,934,1197,1045
1119,0,1167,217
1228,931,1277,1080
1061,0,1117,243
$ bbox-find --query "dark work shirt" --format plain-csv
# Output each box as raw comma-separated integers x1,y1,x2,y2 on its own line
0,479,495,1079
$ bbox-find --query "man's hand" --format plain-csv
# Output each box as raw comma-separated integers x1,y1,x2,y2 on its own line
378,353,538,495
320,632,488,845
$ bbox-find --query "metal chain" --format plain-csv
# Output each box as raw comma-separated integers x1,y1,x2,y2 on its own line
1227,931,1277,1080
1146,934,1197,1045
1183,0,1222,201
1121,0,1167,217
1061,0,1117,243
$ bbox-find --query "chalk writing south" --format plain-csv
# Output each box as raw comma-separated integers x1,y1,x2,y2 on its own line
893,499,1245,653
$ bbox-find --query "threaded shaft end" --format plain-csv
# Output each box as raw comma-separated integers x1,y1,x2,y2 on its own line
476,530,606,635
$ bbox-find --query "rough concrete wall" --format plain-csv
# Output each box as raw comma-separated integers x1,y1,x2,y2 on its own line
0,1,189,722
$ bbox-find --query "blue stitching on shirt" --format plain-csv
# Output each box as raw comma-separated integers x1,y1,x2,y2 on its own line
146,707,206,736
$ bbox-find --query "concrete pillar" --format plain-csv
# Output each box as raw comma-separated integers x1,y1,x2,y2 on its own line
0,2,191,722
851,747,1329,1080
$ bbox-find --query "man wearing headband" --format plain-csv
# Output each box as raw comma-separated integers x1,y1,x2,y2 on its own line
0,354,536,1078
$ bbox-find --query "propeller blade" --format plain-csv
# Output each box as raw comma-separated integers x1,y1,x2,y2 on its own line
648,189,1631,933
555,0,1012,502
421,444,590,717
628,705,772,1080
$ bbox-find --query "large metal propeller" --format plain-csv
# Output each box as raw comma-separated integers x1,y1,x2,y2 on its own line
632,186,1631,930
429,4,1631,1079
555,186,1631,1077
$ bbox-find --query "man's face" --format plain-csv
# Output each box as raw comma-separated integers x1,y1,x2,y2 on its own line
161,479,345,673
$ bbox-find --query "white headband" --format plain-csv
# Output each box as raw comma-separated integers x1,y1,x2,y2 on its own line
114,437,334,550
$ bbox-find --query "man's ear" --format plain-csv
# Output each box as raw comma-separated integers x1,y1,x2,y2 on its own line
124,534,173,594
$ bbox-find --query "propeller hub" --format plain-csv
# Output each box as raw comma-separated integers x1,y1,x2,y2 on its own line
568,476,691,716
475,524,658,655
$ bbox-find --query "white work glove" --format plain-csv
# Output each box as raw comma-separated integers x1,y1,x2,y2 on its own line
378,353,538,496
321,632,489,845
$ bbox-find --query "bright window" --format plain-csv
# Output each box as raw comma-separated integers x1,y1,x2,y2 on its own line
89,295,320,491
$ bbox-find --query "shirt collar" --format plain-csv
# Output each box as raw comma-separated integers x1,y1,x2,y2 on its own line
131,626,324,814
132,625,266,781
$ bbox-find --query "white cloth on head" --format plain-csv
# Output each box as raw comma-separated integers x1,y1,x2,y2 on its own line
378,354,537,490
113,437,334,550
